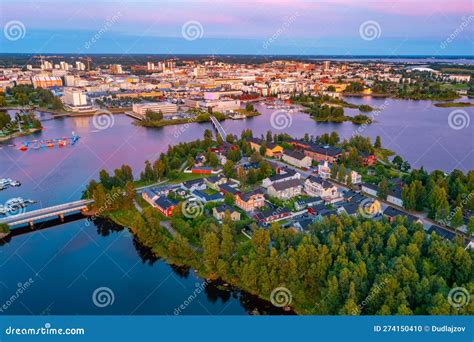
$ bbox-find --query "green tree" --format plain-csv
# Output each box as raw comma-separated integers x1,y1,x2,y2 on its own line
374,135,382,149
378,178,388,200
223,160,235,178
450,208,464,229
428,185,450,220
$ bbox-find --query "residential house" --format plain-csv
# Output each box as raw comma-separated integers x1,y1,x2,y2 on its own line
219,183,241,196
360,151,377,166
295,196,323,211
235,189,266,212
387,186,404,207
267,178,303,200
212,204,241,221
318,160,331,179
181,179,207,192
337,202,360,216
142,190,178,217
248,137,283,158
304,176,340,202
282,149,312,169
262,168,300,188
383,206,422,225
192,189,224,203
427,225,473,249
361,183,378,197
253,206,291,224
205,174,227,190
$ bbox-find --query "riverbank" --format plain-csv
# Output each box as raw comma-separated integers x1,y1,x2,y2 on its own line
137,110,261,129
101,205,298,314
0,127,43,142
434,102,474,108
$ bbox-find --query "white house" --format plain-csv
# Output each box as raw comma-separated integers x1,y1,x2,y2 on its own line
318,160,331,179
304,176,340,202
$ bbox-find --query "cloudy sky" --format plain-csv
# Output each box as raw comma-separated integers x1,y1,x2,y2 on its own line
1,0,473,55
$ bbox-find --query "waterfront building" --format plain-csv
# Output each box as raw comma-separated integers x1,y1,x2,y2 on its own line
132,102,178,116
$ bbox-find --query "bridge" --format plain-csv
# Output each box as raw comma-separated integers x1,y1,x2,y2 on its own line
209,116,227,140
0,180,169,229
0,199,94,227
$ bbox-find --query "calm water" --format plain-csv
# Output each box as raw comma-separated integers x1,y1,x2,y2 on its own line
0,96,472,314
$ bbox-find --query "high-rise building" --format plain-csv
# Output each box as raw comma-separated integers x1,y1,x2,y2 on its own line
60,61,69,71
64,75,76,87
323,61,331,71
110,64,123,74
75,61,86,71
41,60,53,70
147,62,155,71
64,88,88,106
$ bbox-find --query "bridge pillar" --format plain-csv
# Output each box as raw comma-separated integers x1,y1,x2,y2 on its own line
28,221,34,228
59,214,64,222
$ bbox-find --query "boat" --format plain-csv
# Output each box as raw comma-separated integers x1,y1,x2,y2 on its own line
46,143,54,148
19,145,28,151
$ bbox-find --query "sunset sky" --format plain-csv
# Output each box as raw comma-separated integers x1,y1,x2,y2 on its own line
1,0,473,55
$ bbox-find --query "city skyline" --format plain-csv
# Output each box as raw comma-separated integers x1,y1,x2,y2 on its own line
1,0,473,55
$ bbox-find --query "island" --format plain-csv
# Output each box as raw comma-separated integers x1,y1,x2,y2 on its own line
81,128,473,315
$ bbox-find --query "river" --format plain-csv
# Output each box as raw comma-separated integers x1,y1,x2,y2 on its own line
0,96,472,314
